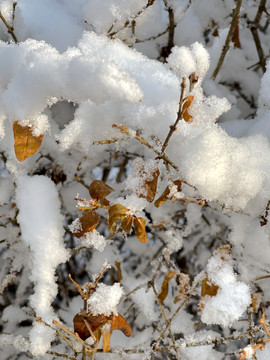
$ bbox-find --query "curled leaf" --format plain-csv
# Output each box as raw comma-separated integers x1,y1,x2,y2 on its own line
72,210,99,238
108,204,128,233
89,180,114,202
158,270,177,303
182,96,194,122
133,217,148,242
111,313,132,337
13,121,44,161
73,311,107,340
154,180,182,208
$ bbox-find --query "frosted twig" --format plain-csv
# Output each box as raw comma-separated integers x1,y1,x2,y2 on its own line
68,274,86,300
47,351,77,360
0,10,18,43
161,77,186,154
151,282,181,360
212,0,242,79
112,124,179,170
249,0,267,73
108,0,156,37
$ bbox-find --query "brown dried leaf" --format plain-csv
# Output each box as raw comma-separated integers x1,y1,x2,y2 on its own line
174,273,190,303
182,96,194,122
102,325,111,352
111,313,132,337
133,217,148,242
158,270,177,303
108,204,128,233
73,312,107,340
13,121,44,161
89,180,114,201
201,278,219,298
121,215,133,234
72,210,99,238
154,180,182,208
139,168,160,202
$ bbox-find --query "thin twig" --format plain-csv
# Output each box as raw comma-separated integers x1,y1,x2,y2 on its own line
68,274,86,300
0,10,18,43
161,78,186,154
249,0,267,73
212,0,242,79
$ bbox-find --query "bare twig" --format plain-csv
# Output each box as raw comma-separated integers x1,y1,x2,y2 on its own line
212,0,242,79
0,10,18,43
249,0,267,73
161,78,186,154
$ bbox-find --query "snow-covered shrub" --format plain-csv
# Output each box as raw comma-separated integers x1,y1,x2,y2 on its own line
1,1,270,359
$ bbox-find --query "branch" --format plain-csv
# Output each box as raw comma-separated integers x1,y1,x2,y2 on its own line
0,10,18,43
249,0,267,73
212,0,242,80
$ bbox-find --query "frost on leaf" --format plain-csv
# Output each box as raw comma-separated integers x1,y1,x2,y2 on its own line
154,180,182,207
13,121,44,161
71,210,99,238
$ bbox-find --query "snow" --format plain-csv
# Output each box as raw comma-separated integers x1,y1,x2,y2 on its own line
87,282,124,316
16,175,69,355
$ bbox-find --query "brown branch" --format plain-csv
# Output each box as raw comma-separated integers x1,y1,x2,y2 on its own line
108,0,156,38
212,0,242,79
161,78,186,154
0,10,18,43
249,0,267,73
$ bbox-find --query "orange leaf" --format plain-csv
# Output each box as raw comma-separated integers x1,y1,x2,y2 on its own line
201,278,219,297
182,96,194,122
72,210,99,238
133,217,148,242
111,313,132,337
89,180,114,201
158,270,177,303
154,180,182,208
108,204,128,233
139,167,160,202
121,215,133,234
102,324,112,352
13,121,44,161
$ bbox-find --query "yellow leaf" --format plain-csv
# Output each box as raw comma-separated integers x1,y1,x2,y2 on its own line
13,121,44,161
182,96,194,123
108,204,128,233
133,217,148,242
154,180,182,208
89,180,114,201
158,270,177,303
121,215,133,234
72,210,99,238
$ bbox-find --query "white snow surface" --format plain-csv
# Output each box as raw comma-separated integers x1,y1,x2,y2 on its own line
16,175,69,355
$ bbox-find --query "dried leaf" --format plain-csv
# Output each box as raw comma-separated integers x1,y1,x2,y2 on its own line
174,273,190,303
73,312,107,340
102,324,111,352
108,204,128,233
133,217,148,242
139,168,160,202
89,180,114,201
201,278,219,298
158,270,177,303
111,313,132,337
72,210,99,238
115,261,123,282
182,96,194,122
121,215,133,234
154,180,182,208
13,121,44,161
